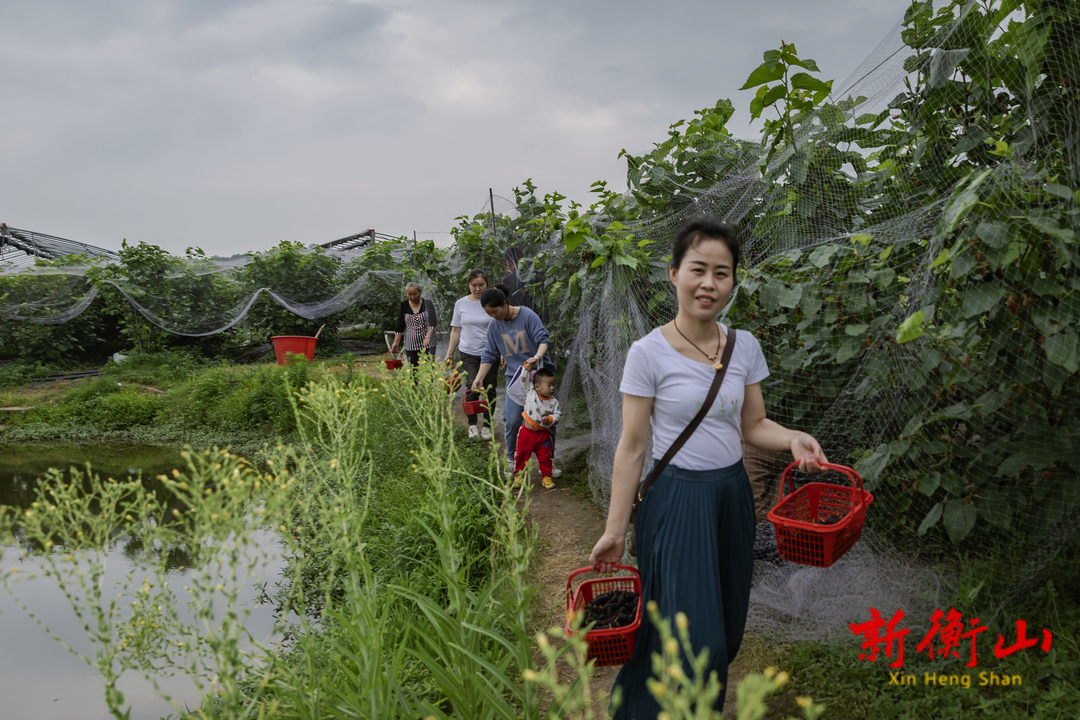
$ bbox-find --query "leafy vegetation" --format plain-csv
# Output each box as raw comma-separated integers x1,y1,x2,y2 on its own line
477,0,1080,553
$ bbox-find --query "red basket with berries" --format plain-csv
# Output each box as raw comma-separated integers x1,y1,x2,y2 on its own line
767,461,874,568
564,564,641,667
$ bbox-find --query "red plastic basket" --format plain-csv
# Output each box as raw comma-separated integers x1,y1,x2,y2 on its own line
443,371,462,394
384,351,404,370
461,397,488,415
565,564,642,667
767,461,874,568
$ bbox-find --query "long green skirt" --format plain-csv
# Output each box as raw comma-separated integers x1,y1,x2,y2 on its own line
611,460,756,719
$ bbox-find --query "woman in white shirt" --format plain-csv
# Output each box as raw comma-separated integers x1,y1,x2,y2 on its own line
444,269,497,439
589,219,828,718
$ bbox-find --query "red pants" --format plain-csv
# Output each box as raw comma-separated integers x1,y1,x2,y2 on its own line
515,425,553,477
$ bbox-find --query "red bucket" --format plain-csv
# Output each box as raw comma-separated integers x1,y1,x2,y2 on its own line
767,461,874,568
565,564,642,667
271,336,317,365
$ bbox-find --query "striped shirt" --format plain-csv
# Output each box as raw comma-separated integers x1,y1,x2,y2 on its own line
396,298,437,352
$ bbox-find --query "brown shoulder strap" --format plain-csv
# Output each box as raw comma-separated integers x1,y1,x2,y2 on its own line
637,328,737,502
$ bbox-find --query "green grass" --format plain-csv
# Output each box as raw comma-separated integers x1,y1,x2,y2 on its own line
737,546,1080,720
557,452,593,500
0,360,64,388
0,350,368,454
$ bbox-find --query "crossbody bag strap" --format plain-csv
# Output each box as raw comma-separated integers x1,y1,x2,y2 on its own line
636,328,737,503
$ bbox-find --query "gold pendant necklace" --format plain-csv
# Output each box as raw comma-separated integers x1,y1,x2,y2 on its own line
673,319,724,369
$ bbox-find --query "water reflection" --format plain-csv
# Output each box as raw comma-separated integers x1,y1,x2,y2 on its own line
0,444,285,720
1,444,199,571
0,443,185,508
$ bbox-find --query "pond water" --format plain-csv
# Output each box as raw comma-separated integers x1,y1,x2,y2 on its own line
0,444,286,720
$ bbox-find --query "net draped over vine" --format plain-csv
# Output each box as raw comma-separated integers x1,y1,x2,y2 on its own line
3,0,1079,645
0,246,415,336
0,196,522,335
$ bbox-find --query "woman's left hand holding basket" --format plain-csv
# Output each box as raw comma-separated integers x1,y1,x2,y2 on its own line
791,432,828,472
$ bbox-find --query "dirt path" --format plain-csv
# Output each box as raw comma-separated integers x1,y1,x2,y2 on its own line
518,463,623,717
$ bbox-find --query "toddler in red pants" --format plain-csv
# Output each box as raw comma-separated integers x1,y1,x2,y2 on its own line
513,366,562,489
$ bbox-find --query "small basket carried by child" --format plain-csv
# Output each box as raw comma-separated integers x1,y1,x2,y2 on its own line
461,397,488,415
384,351,404,370
767,461,874,568
565,564,642,667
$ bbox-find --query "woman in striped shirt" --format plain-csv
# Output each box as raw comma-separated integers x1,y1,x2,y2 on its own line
390,282,437,366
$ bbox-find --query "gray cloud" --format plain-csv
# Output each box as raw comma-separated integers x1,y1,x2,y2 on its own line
0,0,906,255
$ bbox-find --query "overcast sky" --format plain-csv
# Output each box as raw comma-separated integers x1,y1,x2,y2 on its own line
1,0,906,256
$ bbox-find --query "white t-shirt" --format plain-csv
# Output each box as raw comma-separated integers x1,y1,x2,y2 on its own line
451,296,493,356
619,325,770,471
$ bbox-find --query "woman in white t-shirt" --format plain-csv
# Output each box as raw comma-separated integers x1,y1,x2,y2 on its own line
589,219,828,718
444,269,498,439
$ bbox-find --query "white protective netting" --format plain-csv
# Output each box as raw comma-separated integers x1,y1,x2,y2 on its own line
0,244,418,337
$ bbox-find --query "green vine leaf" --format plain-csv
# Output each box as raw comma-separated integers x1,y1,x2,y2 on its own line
961,284,1005,318
808,244,840,268
836,337,862,364
1044,330,1080,374
740,62,785,90
998,450,1032,477
939,169,993,238
978,488,1013,530
919,471,941,497
943,499,977,543
975,220,1013,249
918,502,943,536
563,232,587,253
896,311,926,343
776,285,803,309
789,73,832,94
928,48,970,89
